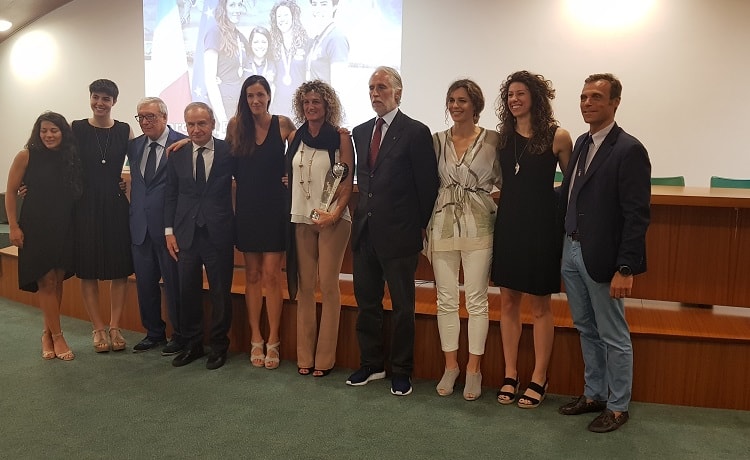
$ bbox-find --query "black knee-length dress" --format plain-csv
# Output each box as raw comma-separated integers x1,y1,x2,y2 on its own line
17,149,77,292
71,119,133,280
234,115,288,253
492,129,563,295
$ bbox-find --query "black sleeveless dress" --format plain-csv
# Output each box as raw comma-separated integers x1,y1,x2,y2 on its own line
234,115,288,252
492,129,562,295
71,119,134,280
17,149,77,292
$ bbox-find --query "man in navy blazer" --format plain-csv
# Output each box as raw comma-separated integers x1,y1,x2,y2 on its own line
128,97,186,354
345,66,439,396
558,74,651,433
164,102,235,370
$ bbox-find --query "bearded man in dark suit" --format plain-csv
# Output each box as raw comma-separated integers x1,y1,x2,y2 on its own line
345,66,439,396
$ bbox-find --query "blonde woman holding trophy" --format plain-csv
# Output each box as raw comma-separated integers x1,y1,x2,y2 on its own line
286,80,353,377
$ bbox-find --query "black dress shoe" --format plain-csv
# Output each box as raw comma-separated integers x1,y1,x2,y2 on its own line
162,338,184,356
559,395,607,415
206,351,227,370
588,409,629,433
132,337,167,353
171,345,205,367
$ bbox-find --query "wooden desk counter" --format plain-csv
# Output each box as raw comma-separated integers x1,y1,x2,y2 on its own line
651,185,750,208
637,186,750,306
123,172,750,307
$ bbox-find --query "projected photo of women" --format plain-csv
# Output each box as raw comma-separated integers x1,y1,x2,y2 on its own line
203,0,251,123
245,26,277,85
268,0,309,115
144,0,403,135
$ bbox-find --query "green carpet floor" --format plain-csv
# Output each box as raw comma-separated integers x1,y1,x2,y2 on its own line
1,297,748,459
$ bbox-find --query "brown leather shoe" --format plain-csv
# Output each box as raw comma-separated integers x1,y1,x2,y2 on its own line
588,409,629,433
558,395,607,415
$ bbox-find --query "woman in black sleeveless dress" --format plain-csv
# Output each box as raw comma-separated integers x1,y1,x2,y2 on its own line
72,79,134,354
492,71,572,408
227,75,296,369
5,112,82,361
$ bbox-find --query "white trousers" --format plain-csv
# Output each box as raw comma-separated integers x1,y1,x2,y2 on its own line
432,247,492,356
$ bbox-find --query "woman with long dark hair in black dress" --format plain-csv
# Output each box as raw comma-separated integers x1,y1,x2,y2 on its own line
6,112,83,361
227,75,296,369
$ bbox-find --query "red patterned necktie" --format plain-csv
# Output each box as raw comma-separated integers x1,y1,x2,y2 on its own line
368,117,385,169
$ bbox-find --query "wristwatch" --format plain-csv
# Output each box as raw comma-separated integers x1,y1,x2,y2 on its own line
617,265,633,277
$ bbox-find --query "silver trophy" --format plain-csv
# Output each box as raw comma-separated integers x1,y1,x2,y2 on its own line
311,162,349,220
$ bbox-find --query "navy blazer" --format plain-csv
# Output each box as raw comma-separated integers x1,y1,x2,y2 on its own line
559,123,651,283
163,138,235,250
351,110,439,259
127,127,187,246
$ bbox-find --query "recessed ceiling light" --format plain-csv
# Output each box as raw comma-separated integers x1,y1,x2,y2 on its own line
0,20,12,32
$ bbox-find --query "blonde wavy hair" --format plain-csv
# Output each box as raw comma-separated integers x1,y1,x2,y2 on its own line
292,80,344,126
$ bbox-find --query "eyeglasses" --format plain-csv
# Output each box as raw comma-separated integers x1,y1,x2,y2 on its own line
134,114,160,123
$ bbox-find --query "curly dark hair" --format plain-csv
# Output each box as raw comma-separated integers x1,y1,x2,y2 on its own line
270,0,308,62
26,111,83,198
292,80,343,126
495,70,558,155
229,75,272,157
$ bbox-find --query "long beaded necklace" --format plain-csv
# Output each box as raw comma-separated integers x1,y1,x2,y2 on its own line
94,125,111,164
298,144,316,199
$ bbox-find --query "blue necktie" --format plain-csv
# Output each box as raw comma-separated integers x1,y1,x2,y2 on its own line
144,142,157,185
564,135,593,235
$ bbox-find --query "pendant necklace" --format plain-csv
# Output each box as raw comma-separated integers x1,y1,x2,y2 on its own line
298,144,316,199
281,40,293,86
513,133,528,175
94,125,111,164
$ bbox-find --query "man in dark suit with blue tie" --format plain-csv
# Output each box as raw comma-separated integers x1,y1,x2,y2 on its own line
345,66,439,396
128,97,186,354
164,102,235,370
558,74,651,432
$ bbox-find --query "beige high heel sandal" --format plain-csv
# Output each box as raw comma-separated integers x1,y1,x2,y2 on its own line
41,330,55,360
93,329,110,353
109,327,126,352
250,341,265,368
51,332,75,361
264,342,280,369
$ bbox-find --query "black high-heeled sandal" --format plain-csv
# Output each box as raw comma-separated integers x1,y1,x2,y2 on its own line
517,380,549,409
496,377,520,405
298,367,313,376
313,368,332,377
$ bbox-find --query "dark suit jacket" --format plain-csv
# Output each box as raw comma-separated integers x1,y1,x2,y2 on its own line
127,127,187,246
163,138,235,250
559,123,651,283
351,110,439,259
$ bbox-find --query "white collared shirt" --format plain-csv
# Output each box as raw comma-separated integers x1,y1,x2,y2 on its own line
372,107,399,145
